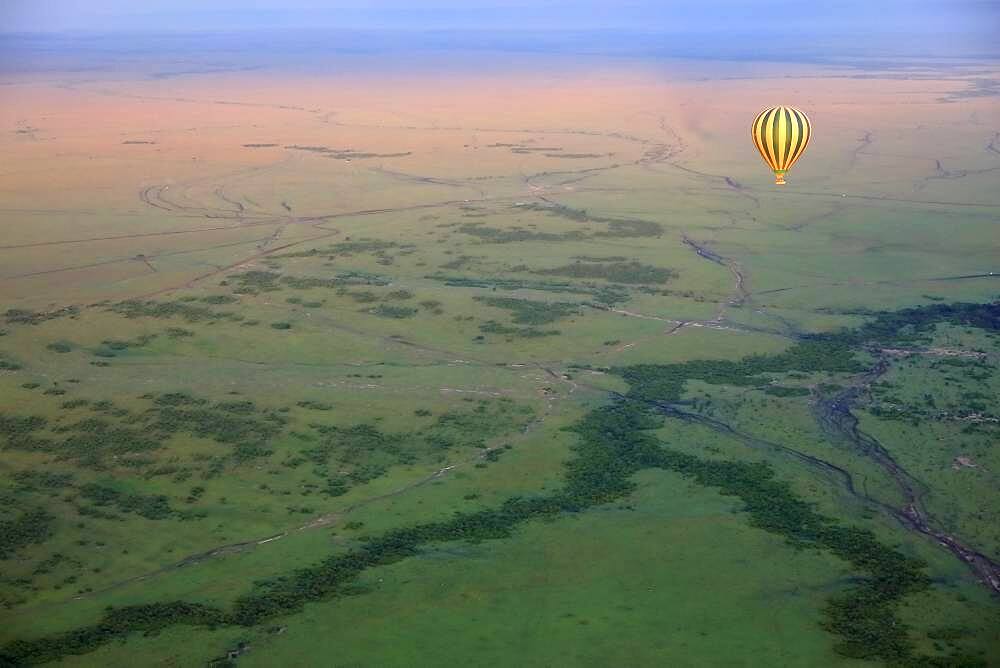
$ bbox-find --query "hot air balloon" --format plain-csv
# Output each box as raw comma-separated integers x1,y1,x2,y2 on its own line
751,106,811,185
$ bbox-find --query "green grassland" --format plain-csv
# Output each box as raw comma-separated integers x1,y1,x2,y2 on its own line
1,57,999,666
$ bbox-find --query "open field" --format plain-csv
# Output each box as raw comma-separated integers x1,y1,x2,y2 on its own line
1,40,999,666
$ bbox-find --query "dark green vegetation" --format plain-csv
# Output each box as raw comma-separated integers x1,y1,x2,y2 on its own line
3,302,994,665
619,338,863,403
473,296,580,325
511,203,663,238
457,219,662,244
536,260,678,284
226,270,390,295
91,333,160,357
0,387,534,606
457,223,586,243
762,385,811,397
366,305,417,319
294,399,528,493
426,274,629,305
78,483,178,521
0,509,54,559
478,321,560,338
846,302,1000,344
455,203,662,245
108,300,243,323
3,307,80,327
571,255,629,262
0,354,22,371
272,239,411,260
0,392,288,469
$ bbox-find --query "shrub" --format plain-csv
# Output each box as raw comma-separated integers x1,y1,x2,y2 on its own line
536,261,677,285
367,305,417,319
474,296,579,325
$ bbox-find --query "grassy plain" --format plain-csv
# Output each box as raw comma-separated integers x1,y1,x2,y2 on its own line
0,44,998,665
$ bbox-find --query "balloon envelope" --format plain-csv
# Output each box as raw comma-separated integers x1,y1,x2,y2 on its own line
751,106,811,185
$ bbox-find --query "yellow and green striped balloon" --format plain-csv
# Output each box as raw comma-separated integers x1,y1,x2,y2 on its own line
751,106,811,185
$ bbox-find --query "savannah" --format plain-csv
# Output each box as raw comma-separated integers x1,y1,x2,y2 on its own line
0,11,999,667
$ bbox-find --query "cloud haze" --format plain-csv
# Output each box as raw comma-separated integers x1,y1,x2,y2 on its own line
3,1,997,34
1,1,997,62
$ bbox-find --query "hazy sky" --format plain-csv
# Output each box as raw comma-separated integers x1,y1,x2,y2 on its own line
4,0,998,34
1,1,998,66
